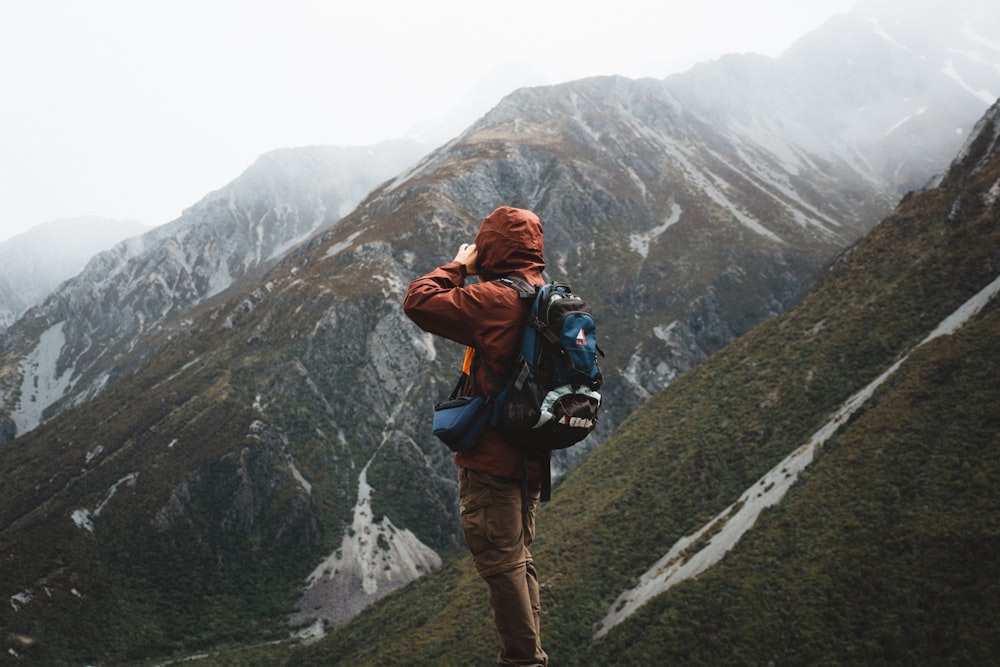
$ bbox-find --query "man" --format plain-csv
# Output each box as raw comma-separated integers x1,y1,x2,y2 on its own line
403,206,549,666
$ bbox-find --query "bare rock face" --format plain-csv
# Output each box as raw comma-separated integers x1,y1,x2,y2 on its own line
0,141,427,445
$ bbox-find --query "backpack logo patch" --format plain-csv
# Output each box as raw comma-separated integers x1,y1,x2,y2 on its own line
575,328,588,347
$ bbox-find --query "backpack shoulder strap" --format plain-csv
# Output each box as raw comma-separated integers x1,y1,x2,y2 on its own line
495,275,537,299
494,276,542,388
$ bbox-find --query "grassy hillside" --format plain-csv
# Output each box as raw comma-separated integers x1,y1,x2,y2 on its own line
590,300,1000,665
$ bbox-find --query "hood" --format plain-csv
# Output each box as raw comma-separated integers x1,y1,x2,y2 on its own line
473,206,545,281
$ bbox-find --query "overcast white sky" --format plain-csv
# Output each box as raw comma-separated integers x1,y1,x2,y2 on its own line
0,0,857,242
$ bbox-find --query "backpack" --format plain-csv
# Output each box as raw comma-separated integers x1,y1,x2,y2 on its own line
493,277,604,471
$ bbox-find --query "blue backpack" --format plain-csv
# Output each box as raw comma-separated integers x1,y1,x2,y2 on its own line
493,278,604,458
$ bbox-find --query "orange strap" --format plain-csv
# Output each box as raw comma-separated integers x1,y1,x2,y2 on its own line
462,346,475,375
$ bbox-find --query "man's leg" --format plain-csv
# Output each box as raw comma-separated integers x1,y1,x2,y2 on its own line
459,468,547,666
485,562,544,665
526,559,542,638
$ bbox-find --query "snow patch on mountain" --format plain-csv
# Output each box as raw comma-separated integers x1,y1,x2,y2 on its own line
868,17,912,53
596,273,1000,639
207,254,234,298
290,455,441,637
288,457,312,496
663,142,784,243
9,322,74,433
324,230,363,259
942,61,998,104
987,178,1000,206
9,591,33,612
412,329,437,362
885,106,929,137
71,472,140,533
653,321,680,341
629,203,682,258
721,142,845,236
621,352,653,402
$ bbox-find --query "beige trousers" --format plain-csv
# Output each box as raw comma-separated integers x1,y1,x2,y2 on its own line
459,468,548,667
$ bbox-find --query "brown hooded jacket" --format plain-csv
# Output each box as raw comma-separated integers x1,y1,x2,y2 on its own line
404,206,546,480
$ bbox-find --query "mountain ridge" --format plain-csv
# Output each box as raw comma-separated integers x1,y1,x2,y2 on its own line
0,217,148,331
0,139,427,441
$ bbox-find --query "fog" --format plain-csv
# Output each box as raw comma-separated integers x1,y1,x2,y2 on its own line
1,0,860,241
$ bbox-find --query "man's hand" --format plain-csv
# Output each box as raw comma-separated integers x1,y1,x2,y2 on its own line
454,243,478,276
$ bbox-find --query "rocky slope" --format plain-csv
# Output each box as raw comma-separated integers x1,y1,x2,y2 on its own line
0,217,147,330
0,140,426,441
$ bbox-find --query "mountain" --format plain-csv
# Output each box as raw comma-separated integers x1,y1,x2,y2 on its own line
4,1,998,451
285,95,1000,667
670,0,1000,195
0,217,148,330
0,2,998,664
404,60,554,147
0,139,427,441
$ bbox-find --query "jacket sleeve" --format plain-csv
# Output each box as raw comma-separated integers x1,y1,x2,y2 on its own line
403,261,481,348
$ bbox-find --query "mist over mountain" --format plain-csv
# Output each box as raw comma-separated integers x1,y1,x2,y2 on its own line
0,2,998,664
404,61,553,147
0,217,147,330
669,0,999,194
0,139,427,439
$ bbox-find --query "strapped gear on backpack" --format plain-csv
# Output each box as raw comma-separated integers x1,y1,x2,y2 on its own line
432,348,496,452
